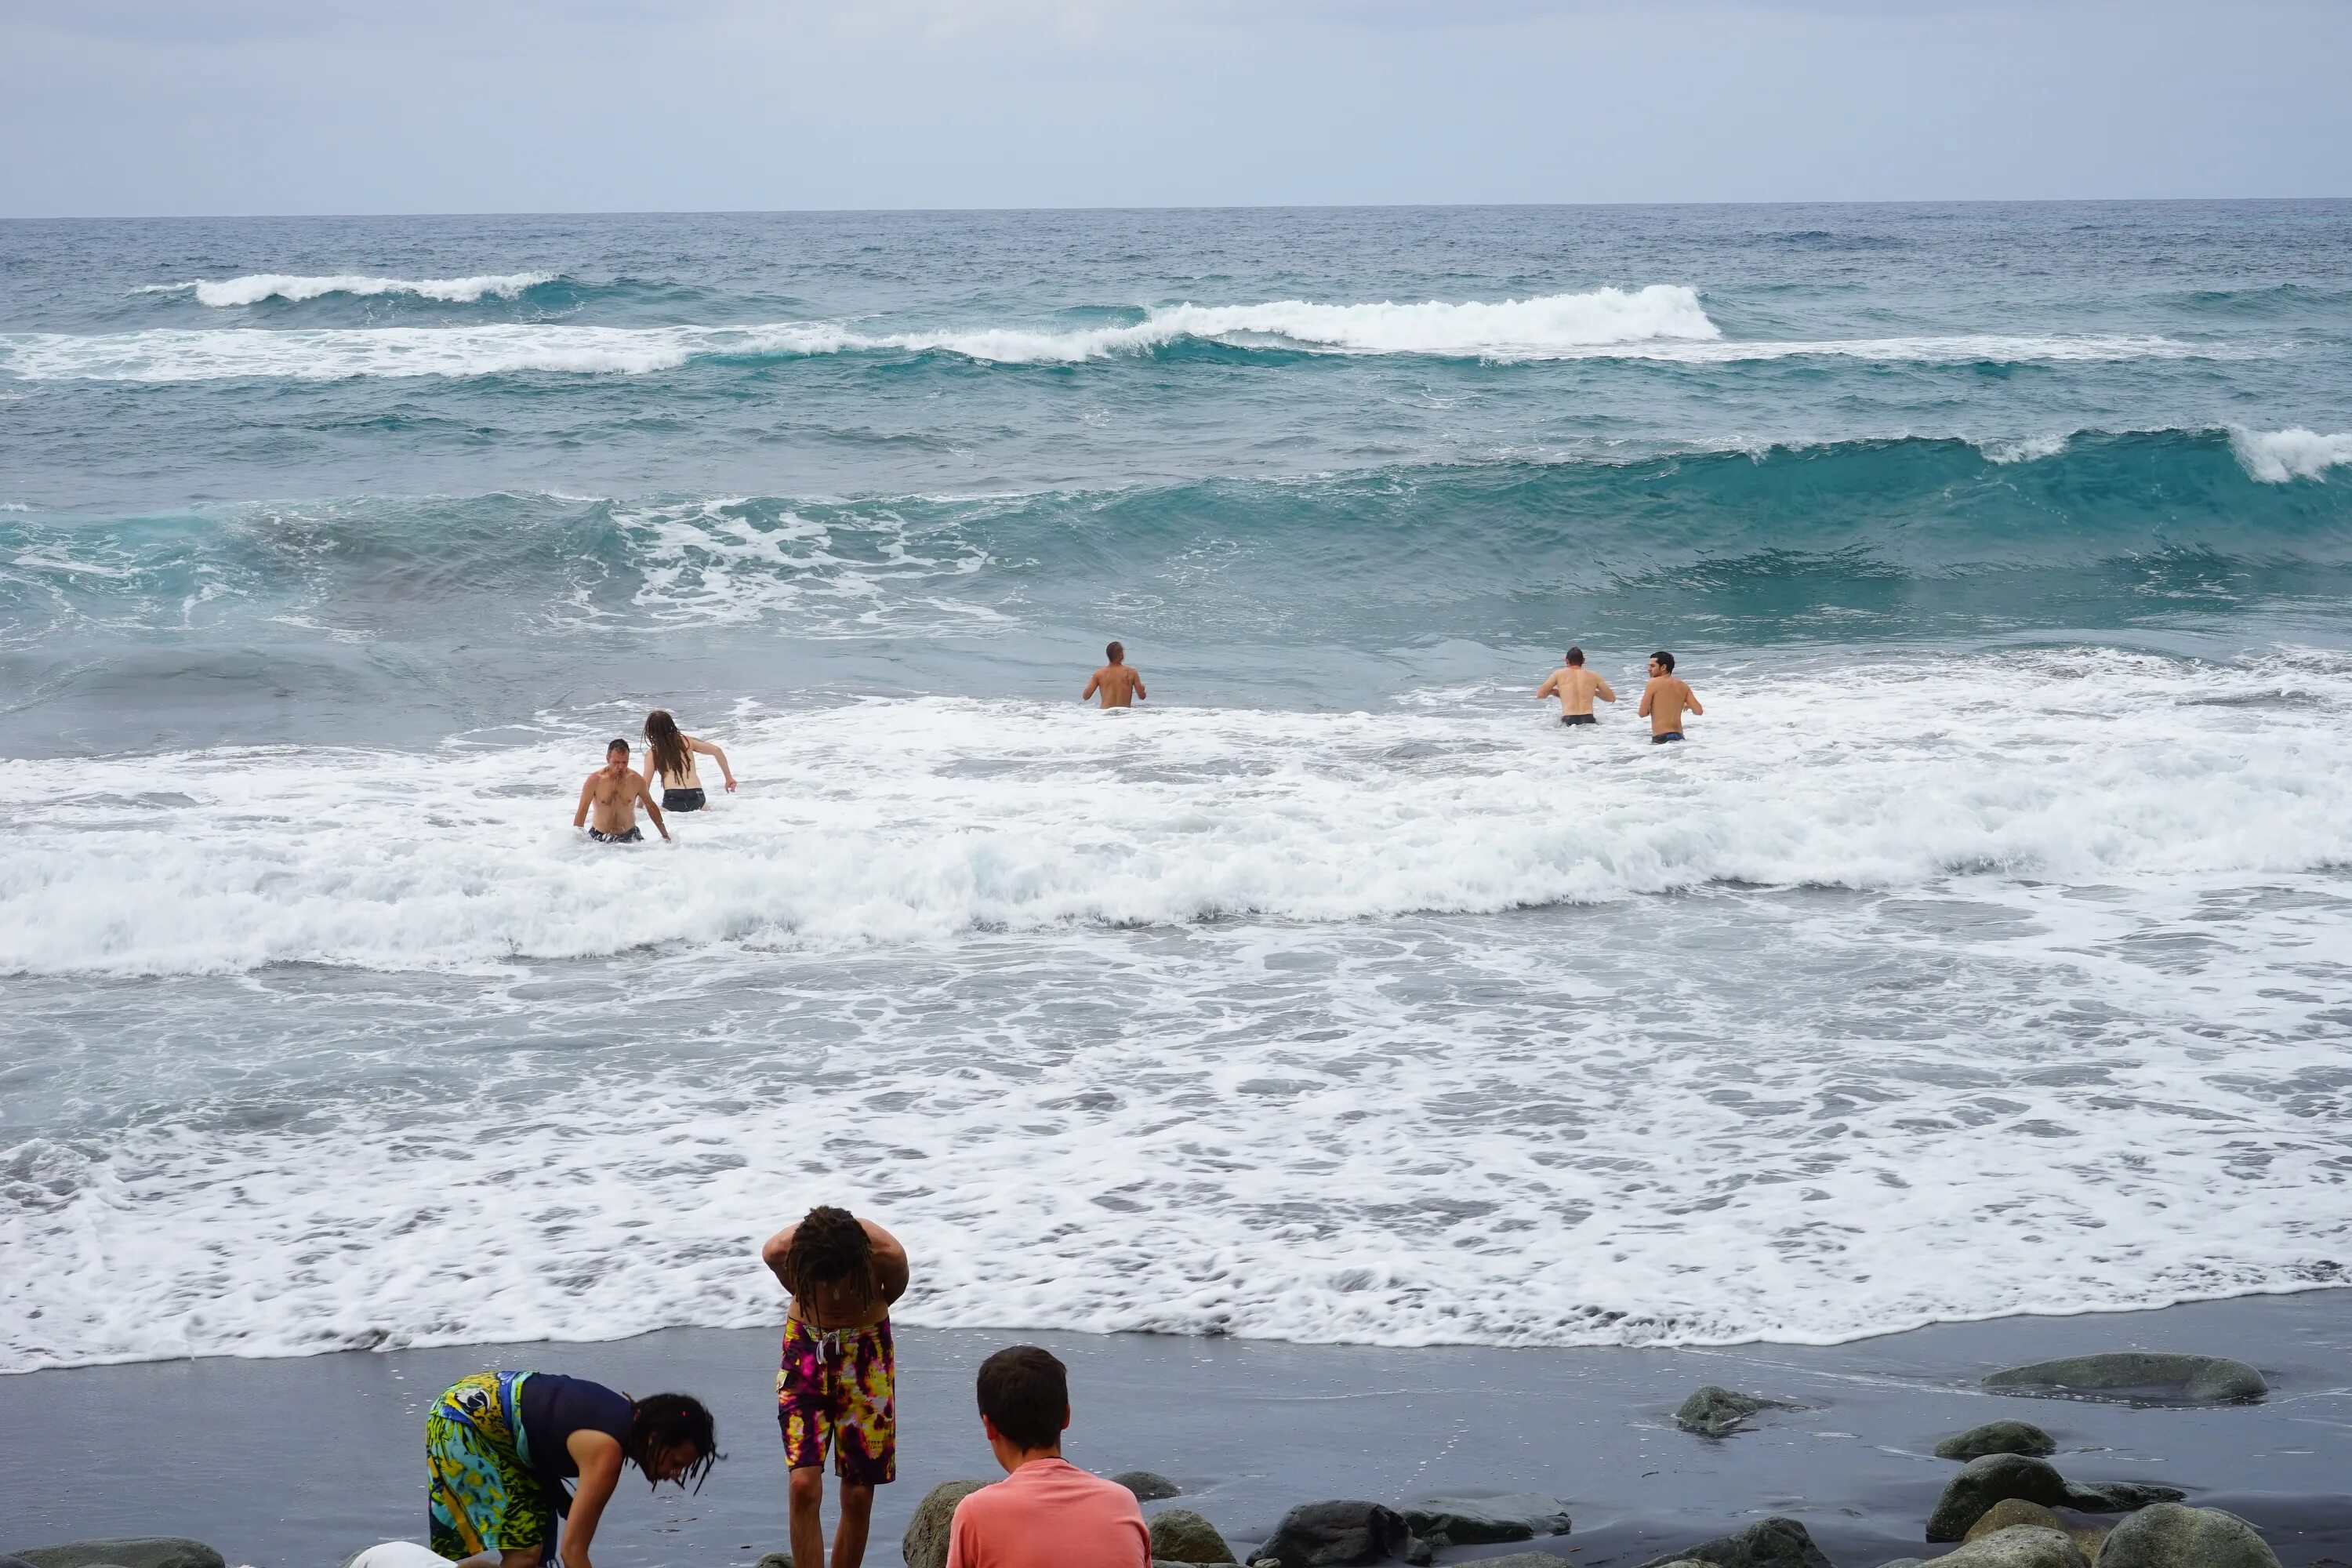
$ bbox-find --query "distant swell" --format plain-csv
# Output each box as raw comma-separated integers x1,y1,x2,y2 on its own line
140,271,557,307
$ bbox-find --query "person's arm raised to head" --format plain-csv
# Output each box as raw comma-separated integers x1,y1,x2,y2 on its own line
691,736,736,792
862,1219,911,1307
557,1430,625,1568
574,775,596,829
760,1223,800,1290
1595,676,1617,703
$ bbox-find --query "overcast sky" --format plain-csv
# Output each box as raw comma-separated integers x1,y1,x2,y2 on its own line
2,0,2347,216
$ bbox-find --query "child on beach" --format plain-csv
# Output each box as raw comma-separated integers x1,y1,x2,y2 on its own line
760,1207,910,1568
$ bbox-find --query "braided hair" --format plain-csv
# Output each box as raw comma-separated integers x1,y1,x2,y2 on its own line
627,1392,720,1493
781,1205,875,1312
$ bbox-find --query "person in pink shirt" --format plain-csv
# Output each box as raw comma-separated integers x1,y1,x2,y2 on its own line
944,1346,1151,1568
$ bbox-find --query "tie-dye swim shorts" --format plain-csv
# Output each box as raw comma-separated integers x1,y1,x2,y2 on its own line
776,1313,895,1485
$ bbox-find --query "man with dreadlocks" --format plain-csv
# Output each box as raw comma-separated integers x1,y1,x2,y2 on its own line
760,1206,912,1568
423,1371,717,1568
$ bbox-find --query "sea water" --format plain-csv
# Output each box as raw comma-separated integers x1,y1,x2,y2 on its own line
2,204,2349,1374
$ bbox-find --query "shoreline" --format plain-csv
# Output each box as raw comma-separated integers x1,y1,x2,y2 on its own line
5,1288,2347,1567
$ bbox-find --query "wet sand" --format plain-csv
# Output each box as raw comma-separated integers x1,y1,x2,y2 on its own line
4,1290,2347,1567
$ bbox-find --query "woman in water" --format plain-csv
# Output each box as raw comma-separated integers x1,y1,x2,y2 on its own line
425,1371,717,1568
641,710,735,814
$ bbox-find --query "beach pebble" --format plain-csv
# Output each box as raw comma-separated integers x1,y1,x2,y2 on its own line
1635,1515,1832,1568
1936,1420,2059,1461
1258,1501,1414,1567
1981,1352,2267,1403
10,1544,225,1568
1926,1454,2183,1541
2096,1503,2281,1568
1926,1526,2089,1568
1401,1494,1571,1544
1149,1508,1236,1564
1118,1470,1185,1501
901,1479,991,1568
1674,1385,1795,1437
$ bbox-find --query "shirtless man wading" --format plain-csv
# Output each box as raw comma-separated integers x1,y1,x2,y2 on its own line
573,739,670,843
1637,651,1704,744
1082,641,1146,710
1537,645,1616,726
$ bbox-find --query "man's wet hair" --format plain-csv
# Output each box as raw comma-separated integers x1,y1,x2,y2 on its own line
1106,641,1124,662
975,1345,1068,1452
1651,651,1675,673
1566,647,1584,666
608,738,630,756
779,1205,873,1307
628,1392,720,1492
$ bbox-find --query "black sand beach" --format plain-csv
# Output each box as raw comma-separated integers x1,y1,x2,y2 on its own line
5,1290,2347,1567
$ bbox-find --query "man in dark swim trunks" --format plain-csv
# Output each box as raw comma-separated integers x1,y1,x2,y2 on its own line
574,739,670,843
1537,645,1615,726
1638,651,1703,743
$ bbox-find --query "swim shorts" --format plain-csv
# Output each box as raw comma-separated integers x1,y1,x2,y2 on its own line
778,1314,896,1485
1652,731,1686,744
662,788,706,812
427,1372,554,1563
1560,713,1597,727
588,827,644,843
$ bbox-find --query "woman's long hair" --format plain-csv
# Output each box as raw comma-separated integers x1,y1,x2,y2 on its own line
643,710,691,785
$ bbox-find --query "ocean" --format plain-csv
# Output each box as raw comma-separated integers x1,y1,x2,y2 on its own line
2,202,2350,1377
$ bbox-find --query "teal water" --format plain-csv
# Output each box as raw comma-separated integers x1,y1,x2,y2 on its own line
2,205,2349,1371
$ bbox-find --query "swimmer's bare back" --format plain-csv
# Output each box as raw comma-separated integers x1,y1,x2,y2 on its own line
1083,653,1146,709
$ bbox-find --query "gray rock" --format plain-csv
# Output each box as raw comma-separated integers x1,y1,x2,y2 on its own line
755,1555,793,1568
1930,1527,2089,1568
1259,1501,1413,1568
1936,1420,2059,1461
1983,1352,2267,1403
2,1557,43,1568
2097,1503,2281,1568
1150,1509,1236,1565
1675,1385,1795,1437
1119,1470,1185,1501
11,1544,224,1568
1465,1557,1575,1568
1927,1454,2185,1541
1636,1516,1833,1568
1400,1494,1571,1545
902,1479,991,1568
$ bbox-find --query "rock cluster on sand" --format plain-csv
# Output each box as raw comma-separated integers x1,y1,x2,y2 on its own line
8,1544,225,1568
1933,1420,2058,1461
1638,1516,1834,1568
1926,1454,2184,1540
1675,1385,1796,1438
1982,1352,2267,1403
902,1478,991,1568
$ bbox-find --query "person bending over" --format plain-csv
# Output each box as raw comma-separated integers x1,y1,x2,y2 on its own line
641,709,735,814
1638,650,1704,744
1537,645,1616,727
425,1371,716,1568
575,739,669,843
760,1207,911,1568
946,1345,1149,1568
1083,641,1146,709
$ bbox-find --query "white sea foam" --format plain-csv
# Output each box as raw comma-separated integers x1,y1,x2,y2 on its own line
1977,433,2071,464
140,271,555,307
2231,426,2352,482
4,649,2349,978
0,298,2241,381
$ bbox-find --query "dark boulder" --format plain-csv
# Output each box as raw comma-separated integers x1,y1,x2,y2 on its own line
1636,1515,1834,1568
1400,1494,1570,1545
1982,1352,2266,1403
1926,1454,2183,1541
2096,1503,2281,1568
1935,1419,2057,1461
1118,1470,1185,1501
1675,1385,1795,1437
1259,1502,1414,1568
1150,1509,1237,1565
